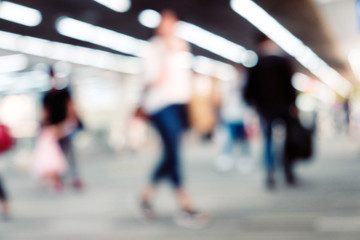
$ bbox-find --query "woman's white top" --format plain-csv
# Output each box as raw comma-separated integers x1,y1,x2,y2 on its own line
142,36,192,115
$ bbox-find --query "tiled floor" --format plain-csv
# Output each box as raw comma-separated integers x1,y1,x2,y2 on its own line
1,134,360,239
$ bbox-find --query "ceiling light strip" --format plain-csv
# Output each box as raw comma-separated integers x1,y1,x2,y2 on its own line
0,54,29,73
93,0,131,13
0,30,141,74
56,17,148,57
176,21,258,67
0,1,42,27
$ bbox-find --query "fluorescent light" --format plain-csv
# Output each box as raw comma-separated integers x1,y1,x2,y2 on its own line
0,1,42,27
176,21,258,68
192,56,238,81
93,0,131,12
0,30,142,74
138,9,161,29
231,0,352,97
56,17,148,56
0,54,28,73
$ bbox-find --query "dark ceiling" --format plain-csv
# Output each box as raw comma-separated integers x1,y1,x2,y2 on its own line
0,0,354,81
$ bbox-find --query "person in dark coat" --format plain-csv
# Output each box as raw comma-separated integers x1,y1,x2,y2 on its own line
244,34,297,188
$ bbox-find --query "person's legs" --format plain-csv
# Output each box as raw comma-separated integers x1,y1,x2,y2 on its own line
141,105,185,212
283,158,296,185
59,137,83,190
283,116,297,185
235,122,251,156
261,117,276,188
234,121,253,173
174,187,210,228
0,176,9,216
223,123,236,156
140,109,168,211
216,122,236,171
176,188,193,212
141,104,210,225
45,173,63,192
149,106,183,186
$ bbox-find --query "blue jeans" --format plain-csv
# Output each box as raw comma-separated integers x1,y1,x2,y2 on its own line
223,122,250,157
261,114,292,178
150,104,187,189
261,118,276,175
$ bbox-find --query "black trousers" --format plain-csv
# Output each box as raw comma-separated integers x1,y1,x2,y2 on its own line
0,176,7,201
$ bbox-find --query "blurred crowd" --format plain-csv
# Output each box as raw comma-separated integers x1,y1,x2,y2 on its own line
0,8,356,230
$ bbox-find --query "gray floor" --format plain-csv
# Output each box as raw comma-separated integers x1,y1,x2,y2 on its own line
1,134,360,240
